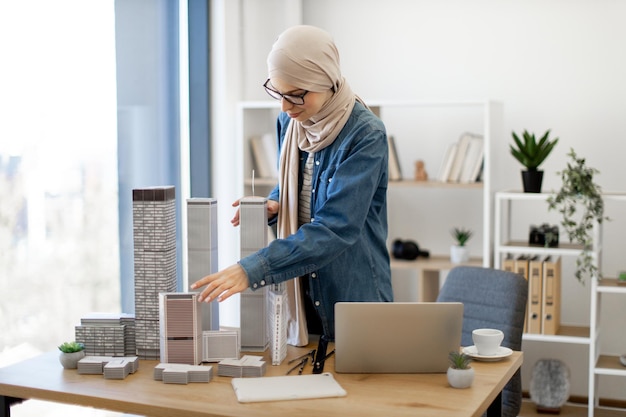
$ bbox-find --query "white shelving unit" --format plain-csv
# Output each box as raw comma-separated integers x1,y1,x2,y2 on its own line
237,100,503,301
494,190,626,417
236,101,282,198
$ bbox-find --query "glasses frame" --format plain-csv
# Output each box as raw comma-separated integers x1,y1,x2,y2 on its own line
263,79,309,105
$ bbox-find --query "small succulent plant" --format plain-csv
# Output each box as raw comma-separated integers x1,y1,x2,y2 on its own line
451,227,473,247
58,341,85,353
448,351,472,370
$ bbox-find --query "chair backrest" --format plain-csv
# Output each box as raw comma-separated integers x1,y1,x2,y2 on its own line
437,266,528,417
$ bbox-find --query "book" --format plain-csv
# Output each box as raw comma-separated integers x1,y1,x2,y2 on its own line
541,256,562,335
502,254,515,273
387,135,402,181
447,133,473,182
437,143,457,183
514,254,530,333
527,256,544,334
249,133,278,179
459,136,484,183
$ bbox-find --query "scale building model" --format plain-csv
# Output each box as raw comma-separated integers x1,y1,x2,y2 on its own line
159,292,203,365
238,196,287,364
132,186,177,360
186,198,219,331
75,312,136,357
239,196,270,351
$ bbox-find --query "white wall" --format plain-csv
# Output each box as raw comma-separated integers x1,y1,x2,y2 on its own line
211,0,626,401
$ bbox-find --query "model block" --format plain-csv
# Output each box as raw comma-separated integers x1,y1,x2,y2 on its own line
202,329,240,362
159,292,203,365
239,196,270,352
186,198,219,331
132,186,177,360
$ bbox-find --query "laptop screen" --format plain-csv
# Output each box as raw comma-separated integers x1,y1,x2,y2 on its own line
334,302,463,373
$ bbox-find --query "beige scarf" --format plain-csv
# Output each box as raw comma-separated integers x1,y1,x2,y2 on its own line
268,26,357,346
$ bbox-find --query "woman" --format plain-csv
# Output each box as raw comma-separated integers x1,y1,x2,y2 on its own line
191,25,393,341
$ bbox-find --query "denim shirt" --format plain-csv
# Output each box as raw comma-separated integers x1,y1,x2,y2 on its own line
238,101,393,338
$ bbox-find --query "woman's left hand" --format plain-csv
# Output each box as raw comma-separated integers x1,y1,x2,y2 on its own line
190,264,250,302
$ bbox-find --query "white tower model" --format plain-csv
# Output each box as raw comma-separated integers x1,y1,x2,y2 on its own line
239,196,270,352
186,198,219,330
132,186,177,359
238,196,287,363
159,292,203,365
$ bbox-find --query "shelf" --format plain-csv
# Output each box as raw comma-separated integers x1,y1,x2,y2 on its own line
497,241,584,257
388,180,483,189
494,190,626,415
244,178,277,187
595,355,626,376
522,325,590,344
596,278,626,294
390,255,482,271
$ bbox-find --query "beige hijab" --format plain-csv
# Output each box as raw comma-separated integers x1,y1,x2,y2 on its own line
267,25,358,345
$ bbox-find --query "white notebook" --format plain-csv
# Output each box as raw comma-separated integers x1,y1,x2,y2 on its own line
231,373,347,403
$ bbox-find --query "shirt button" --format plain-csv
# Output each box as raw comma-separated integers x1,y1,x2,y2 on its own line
312,189,315,193
328,177,332,182
260,280,266,286
311,273,317,278
315,160,320,166
310,217,314,222
252,283,258,289
315,301,320,306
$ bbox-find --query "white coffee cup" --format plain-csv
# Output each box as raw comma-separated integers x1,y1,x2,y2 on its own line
472,328,504,356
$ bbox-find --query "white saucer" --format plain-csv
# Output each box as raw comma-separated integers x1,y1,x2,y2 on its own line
462,346,513,362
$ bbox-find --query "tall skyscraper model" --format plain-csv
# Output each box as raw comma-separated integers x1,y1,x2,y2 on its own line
239,196,287,364
186,198,219,330
239,196,270,352
132,186,177,359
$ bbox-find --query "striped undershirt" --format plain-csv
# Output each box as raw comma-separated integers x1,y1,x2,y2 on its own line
298,152,315,226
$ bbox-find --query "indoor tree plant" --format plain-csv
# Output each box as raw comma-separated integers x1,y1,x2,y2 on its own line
447,351,474,388
510,129,559,193
547,148,609,283
58,341,86,369
450,227,473,264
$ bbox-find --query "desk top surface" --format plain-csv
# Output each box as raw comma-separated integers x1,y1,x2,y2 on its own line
0,345,522,417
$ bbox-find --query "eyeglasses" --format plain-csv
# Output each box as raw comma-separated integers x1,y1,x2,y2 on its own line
263,79,309,105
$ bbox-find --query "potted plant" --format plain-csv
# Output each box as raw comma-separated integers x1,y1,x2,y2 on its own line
450,227,472,264
447,351,474,389
58,341,86,369
510,129,559,193
547,148,609,283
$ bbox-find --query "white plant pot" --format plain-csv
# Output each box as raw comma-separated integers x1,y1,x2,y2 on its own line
450,245,470,264
447,366,475,389
59,350,86,369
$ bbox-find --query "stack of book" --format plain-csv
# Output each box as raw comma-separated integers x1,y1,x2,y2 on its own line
502,255,562,335
436,133,484,183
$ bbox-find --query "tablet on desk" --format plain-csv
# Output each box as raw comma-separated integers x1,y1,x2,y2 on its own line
231,373,347,403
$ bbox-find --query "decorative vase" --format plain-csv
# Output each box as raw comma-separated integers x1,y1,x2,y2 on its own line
447,366,474,389
59,350,86,369
521,170,544,193
450,245,469,264
529,359,570,413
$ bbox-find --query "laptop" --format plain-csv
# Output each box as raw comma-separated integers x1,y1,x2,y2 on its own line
334,302,463,373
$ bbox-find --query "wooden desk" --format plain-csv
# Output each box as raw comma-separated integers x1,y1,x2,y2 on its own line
0,345,522,417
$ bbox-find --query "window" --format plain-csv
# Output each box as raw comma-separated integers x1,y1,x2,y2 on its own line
0,0,119,370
